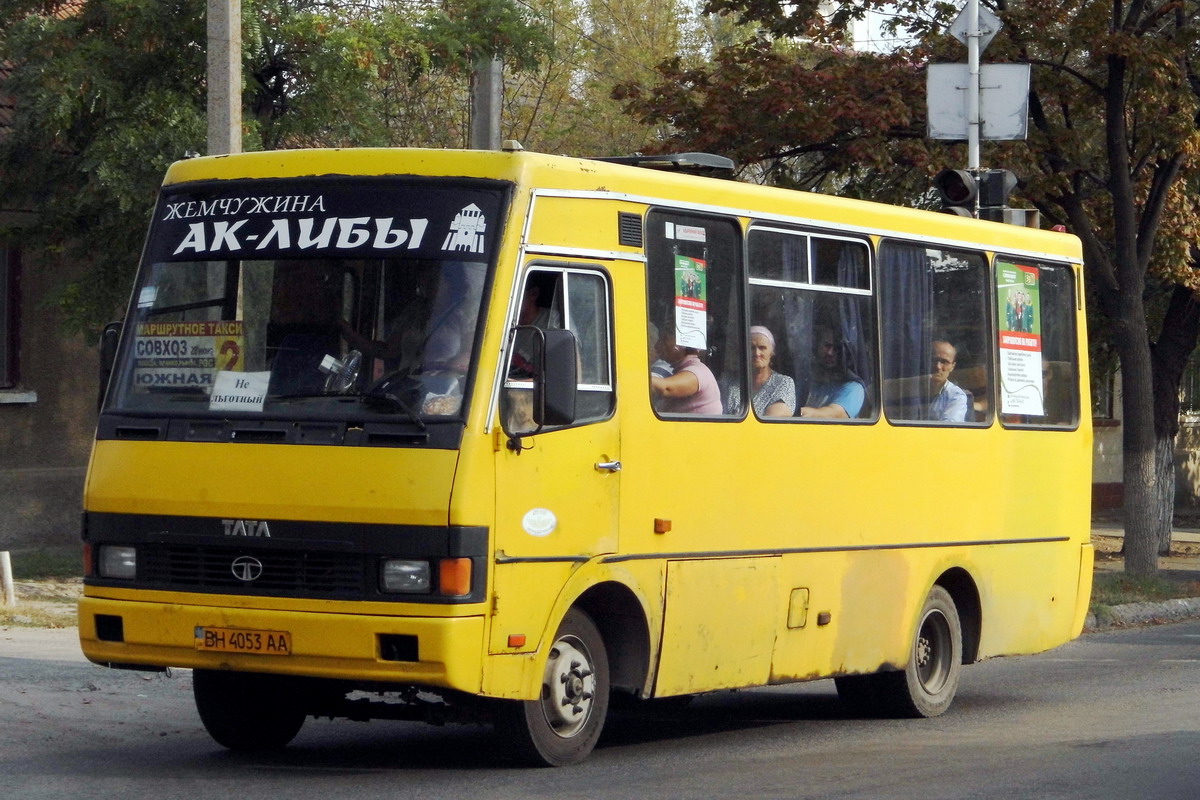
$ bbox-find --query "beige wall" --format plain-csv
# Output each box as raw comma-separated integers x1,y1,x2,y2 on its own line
0,248,98,554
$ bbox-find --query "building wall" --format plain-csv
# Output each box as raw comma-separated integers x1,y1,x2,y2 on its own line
0,245,97,556
1092,420,1124,510
1176,420,1200,508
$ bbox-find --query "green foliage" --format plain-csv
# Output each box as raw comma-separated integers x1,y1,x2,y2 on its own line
0,0,556,335
505,0,693,156
0,0,209,336
423,0,553,73
1091,572,1200,608
7,546,80,580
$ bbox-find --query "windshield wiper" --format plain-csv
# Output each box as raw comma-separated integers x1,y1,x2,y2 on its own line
359,389,427,429
265,389,427,429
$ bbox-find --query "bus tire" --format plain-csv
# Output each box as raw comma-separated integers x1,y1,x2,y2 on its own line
885,585,962,718
193,669,307,751
494,608,610,767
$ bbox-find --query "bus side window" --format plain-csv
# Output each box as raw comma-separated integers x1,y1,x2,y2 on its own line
645,211,743,418
997,260,1080,428
879,242,991,425
746,229,876,421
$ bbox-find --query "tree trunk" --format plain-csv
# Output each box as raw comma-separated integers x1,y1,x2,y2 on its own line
1148,284,1200,556
1114,302,1160,576
1122,440,1162,575
1153,435,1176,555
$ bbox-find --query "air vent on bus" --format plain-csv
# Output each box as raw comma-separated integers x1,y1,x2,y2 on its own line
619,212,644,247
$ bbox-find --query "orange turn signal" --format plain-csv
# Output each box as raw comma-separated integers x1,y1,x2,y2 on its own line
438,558,472,597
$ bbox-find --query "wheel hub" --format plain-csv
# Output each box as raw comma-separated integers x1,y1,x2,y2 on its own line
916,609,950,692
541,637,596,738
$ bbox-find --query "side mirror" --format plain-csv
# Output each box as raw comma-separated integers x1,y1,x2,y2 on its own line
535,328,578,427
98,321,122,410
502,326,578,449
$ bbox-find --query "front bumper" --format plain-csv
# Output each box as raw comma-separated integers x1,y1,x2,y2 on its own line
78,595,486,693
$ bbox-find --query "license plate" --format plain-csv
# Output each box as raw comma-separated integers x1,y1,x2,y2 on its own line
195,626,292,655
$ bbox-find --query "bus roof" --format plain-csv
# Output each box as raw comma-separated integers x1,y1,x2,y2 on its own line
162,148,1082,263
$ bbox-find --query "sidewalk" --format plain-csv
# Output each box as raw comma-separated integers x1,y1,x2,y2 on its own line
1086,522,1200,630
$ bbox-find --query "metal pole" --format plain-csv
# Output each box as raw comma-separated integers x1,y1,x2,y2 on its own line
1,551,15,607
469,57,503,150
207,0,243,155
966,0,981,171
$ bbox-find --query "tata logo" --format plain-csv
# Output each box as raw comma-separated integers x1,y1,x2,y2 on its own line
221,519,271,538
231,556,264,582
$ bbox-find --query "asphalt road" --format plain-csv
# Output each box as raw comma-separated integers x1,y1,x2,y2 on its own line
2,622,1199,799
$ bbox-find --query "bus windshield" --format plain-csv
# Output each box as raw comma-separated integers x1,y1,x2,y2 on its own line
104,176,505,425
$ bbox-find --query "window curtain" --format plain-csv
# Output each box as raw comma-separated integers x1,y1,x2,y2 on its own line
880,244,933,415
837,245,873,412
780,235,814,403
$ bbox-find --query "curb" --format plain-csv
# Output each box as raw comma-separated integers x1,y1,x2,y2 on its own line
1085,596,1200,631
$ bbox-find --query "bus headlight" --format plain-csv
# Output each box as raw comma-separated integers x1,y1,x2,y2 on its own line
98,545,137,580
380,559,431,593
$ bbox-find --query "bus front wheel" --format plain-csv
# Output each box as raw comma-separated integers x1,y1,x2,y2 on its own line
494,608,610,767
193,669,307,751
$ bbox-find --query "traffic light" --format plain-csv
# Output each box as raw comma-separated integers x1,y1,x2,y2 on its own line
933,169,977,217
977,169,1017,222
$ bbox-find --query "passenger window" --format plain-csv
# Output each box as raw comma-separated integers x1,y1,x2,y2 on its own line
646,211,742,418
880,242,991,425
744,228,876,421
997,259,1080,428
502,266,614,434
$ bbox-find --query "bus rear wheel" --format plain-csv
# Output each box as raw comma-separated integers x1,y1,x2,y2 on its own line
887,585,962,717
835,585,962,718
494,608,610,767
193,669,307,751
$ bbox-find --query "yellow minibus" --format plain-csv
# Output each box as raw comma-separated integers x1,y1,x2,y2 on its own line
80,146,1092,765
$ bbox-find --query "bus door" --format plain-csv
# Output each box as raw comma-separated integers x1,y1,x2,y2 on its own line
489,263,619,653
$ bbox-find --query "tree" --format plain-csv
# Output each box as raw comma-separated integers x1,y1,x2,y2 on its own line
0,0,552,335
617,0,1200,575
502,0,696,156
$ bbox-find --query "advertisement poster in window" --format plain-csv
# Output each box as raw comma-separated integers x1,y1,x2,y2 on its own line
996,262,1044,415
673,254,708,350
132,320,245,390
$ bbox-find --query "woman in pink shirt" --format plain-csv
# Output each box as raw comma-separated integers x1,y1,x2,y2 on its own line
650,327,722,415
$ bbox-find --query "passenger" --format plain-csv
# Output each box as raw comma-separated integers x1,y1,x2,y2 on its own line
725,325,795,417
648,322,674,379
798,323,864,419
651,326,722,414
928,339,970,422
509,282,559,379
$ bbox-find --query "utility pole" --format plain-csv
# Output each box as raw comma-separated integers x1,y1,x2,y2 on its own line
207,0,242,155
469,57,502,150
966,0,981,170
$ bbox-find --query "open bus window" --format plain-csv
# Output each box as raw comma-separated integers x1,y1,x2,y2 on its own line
745,228,876,421
879,242,991,425
501,266,613,435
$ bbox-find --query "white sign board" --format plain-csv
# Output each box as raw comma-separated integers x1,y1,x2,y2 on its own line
948,5,1003,51
209,370,270,413
927,63,1031,140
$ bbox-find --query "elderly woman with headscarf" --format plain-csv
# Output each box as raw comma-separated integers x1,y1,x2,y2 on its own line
726,325,796,417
